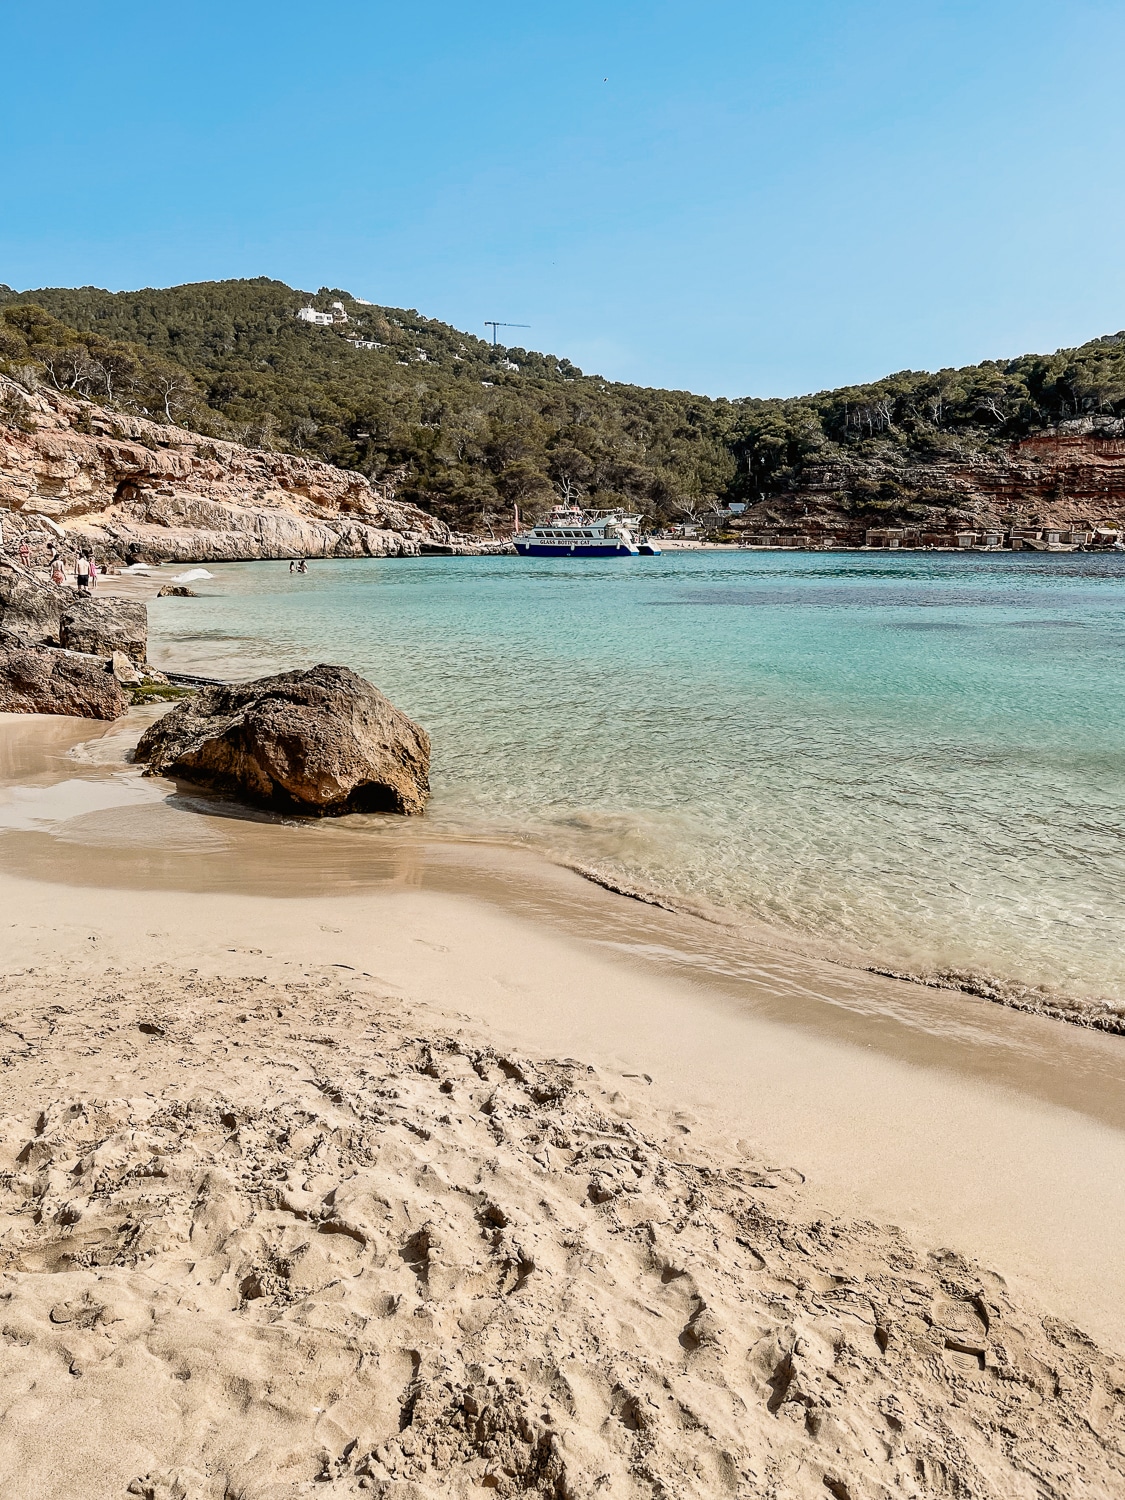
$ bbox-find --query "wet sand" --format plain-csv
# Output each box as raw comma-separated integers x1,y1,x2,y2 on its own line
2,710,1124,1357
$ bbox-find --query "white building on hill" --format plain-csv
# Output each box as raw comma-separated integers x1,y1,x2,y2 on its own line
296,301,349,326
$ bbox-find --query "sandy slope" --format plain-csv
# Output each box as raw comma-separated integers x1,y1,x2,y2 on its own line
2,960,1124,1500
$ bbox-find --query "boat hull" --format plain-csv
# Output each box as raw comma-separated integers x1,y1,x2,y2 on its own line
514,541,639,557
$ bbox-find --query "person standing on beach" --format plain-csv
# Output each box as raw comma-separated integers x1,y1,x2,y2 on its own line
50,553,65,586
89,555,99,590
75,552,91,591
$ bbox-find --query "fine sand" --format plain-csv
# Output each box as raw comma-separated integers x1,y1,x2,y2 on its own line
2,710,1125,1497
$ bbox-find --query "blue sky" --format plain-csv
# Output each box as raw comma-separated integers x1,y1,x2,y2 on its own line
3,0,1124,396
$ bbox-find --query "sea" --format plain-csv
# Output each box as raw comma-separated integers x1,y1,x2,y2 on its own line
148,549,1125,1010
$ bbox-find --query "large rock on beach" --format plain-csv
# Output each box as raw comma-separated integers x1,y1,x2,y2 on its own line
0,561,148,663
59,597,148,662
0,645,129,719
134,663,430,815
0,563,72,645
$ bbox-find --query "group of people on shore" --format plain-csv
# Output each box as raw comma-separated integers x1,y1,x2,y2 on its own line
13,535,102,590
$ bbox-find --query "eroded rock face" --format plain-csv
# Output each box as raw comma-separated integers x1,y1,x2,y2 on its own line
134,663,430,815
0,646,128,718
0,377,452,562
0,563,73,645
59,598,148,662
0,563,148,663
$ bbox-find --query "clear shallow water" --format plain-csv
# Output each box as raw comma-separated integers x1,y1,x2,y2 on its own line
148,551,1125,1005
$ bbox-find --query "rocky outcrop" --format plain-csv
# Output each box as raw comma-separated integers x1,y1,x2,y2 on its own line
0,561,147,662
732,419,1125,545
0,377,452,563
135,663,430,815
0,563,72,644
0,645,129,718
58,597,147,662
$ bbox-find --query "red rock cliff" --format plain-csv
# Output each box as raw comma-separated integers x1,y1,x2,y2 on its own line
734,420,1125,543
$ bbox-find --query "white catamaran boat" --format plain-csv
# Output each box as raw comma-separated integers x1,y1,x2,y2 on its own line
513,504,661,557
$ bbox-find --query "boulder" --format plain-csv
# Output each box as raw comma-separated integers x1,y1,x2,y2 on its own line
111,650,143,684
59,598,148,662
156,584,197,597
134,663,430,816
0,646,129,719
0,562,149,663
0,562,72,644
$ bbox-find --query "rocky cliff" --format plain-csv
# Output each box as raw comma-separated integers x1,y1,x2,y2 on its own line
0,377,453,562
731,419,1125,545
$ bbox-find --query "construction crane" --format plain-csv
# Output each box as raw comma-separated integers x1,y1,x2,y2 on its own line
484,321,529,348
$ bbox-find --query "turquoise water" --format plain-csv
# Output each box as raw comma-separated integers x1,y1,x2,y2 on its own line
149,551,1125,1005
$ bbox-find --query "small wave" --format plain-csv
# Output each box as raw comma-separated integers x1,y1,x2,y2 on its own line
565,862,729,925
172,569,214,583
567,861,1125,1036
863,965,1125,1034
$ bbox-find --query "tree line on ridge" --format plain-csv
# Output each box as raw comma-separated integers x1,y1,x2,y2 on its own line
2,278,1124,532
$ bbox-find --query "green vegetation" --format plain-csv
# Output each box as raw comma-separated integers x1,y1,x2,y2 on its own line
128,682,197,704
1,277,1123,530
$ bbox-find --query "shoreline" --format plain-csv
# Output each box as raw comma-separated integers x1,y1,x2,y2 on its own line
84,556,1125,1044
103,557,1125,1035
4,587,1125,1490
3,706,1125,1360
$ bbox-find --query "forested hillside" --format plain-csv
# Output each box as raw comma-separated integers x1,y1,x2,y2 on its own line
2,277,1124,532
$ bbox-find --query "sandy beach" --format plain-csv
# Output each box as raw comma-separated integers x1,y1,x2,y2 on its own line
1,698,1124,1497
8,2,1125,1485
